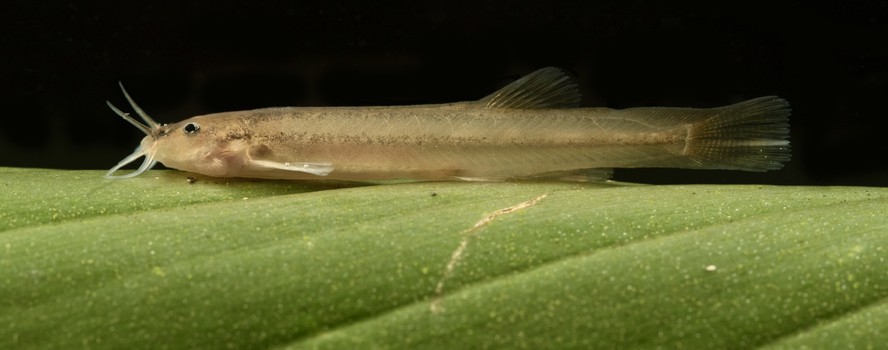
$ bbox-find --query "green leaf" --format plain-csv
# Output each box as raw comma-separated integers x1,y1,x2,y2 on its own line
1,167,886,349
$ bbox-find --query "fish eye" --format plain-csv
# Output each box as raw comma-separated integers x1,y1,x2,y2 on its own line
183,123,200,134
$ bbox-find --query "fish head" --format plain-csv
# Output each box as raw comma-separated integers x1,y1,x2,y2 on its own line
105,83,231,179
147,115,246,177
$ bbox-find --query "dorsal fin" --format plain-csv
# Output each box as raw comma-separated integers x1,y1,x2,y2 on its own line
479,67,581,109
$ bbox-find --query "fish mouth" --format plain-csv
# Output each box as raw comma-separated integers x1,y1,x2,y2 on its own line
104,145,159,179
105,82,164,179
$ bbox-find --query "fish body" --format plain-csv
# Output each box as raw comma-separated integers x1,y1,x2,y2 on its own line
106,67,790,181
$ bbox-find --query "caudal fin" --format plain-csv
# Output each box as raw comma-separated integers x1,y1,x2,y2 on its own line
685,96,791,171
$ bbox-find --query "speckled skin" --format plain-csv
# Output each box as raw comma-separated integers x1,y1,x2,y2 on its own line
109,68,789,181
139,98,788,180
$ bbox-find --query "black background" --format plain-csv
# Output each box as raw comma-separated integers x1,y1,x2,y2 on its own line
2,1,886,185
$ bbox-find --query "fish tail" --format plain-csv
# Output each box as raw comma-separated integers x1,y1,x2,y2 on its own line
684,96,791,171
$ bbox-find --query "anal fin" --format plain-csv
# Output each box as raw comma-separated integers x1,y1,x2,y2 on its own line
453,168,613,182
518,168,613,182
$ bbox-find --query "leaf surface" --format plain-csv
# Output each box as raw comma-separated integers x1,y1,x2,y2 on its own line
1,168,886,349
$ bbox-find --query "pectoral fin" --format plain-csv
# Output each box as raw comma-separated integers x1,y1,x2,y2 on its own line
249,159,334,176
244,144,333,176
